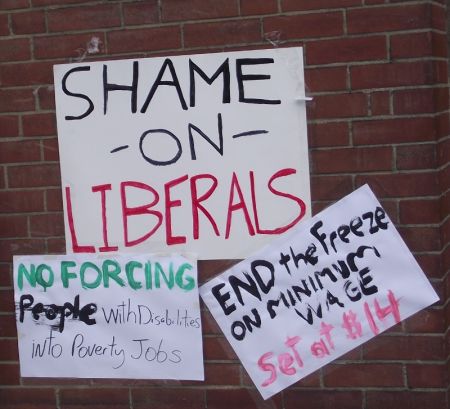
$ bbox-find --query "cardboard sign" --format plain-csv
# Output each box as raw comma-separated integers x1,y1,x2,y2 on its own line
200,185,439,399
14,254,204,380
53,47,311,259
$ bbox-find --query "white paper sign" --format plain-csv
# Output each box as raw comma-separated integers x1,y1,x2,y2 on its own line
14,253,204,380
200,185,439,399
53,47,311,260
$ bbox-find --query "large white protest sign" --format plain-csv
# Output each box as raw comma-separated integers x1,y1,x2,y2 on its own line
200,185,439,399
14,254,203,380
53,47,310,260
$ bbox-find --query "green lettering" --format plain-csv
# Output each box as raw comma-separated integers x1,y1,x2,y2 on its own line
175,263,195,291
102,259,125,288
125,261,143,290
155,262,174,289
61,261,77,288
144,262,152,289
17,263,36,290
36,264,54,291
80,262,102,289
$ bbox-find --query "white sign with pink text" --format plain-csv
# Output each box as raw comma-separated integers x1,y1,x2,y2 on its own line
200,185,439,399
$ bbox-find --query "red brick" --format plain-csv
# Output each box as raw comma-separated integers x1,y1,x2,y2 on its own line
206,389,281,409
107,26,181,54
364,334,444,361
311,175,353,200
324,363,403,387
380,199,398,223
284,390,362,409
335,346,363,361
312,147,392,174
391,32,433,59
439,215,450,245
0,238,46,261
46,188,63,211
201,308,221,335
123,1,159,26
396,144,436,170
433,87,449,112
37,86,56,110
355,172,439,198
30,213,64,237
394,88,437,115
348,4,430,34
351,61,434,90
398,226,441,252
0,263,11,286
305,66,347,92
0,314,16,336
42,138,59,161
244,366,320,388
22,113,57,137
241,0,278,15
264,12,343,41
366,391,446,409
0,14,9,36
0,61,53,87
0,116,20,137
0,190,45,213
34,33,105,60
0,0,29,10
0,140,41,163
0,339,18,361
0,215,28,238
431,3,446,31
59,388,129,409
438,138,450,169
8,164,61,188
184,20,261,48
198,259,239,284
414,254,443,278
399,198,440,224
0,38,30,62
405,308,445,333
308,93,367,119
11,10,45,34
439,164,450,193
204,363,240,385
407,363,447,388
432,31,447,58
353,117,436,145
307,36,386,65
0,388,56,409
48,4,121,32
307,122,349,148
283,0,361,10
133,388,205,409
23,377,91,387
47,237,66,254
162,0,238,22
371,91,390,116
0,89,35,113
203,336,238,360
291,370,322,387
0,363,20,385
32,0,88,5
0,288,13,312
441,190,450,219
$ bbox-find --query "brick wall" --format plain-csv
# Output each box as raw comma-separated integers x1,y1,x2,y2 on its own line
0,0,449,408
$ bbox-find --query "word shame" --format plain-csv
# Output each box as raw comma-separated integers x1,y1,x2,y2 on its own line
54,48,311,259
